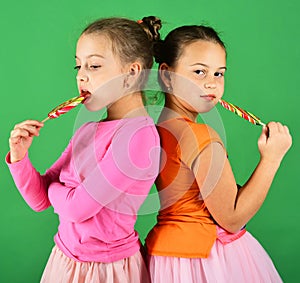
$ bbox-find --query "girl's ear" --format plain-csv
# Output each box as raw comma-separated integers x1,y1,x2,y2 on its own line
129,62,142,76
123,62,142,89
159,63,172,90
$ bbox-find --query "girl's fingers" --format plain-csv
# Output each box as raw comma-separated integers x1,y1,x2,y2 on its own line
266,122,277,137
12,121,44,138
14,120,44,129
12,126,38,139
10,128,31,139
258,125,268,144
277,122,285,133
267,122,290,137
283,125,290,135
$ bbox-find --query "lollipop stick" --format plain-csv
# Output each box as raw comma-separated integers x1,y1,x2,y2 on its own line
41,117,50,123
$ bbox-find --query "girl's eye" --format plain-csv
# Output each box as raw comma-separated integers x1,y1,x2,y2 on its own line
214,72,224,77
195,70,205,75
73,65,101,71
89,65,101,69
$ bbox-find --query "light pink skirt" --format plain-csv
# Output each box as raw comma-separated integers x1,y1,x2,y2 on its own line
148,230,283,283
40,245,150,283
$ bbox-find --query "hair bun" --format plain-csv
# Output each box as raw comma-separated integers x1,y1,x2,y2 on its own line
138,16,162,42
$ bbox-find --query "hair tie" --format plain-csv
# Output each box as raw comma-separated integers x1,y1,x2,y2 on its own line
137,20,143,24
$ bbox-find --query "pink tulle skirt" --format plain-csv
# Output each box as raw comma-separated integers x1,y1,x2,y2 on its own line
148,229,283,283
40,245,150,283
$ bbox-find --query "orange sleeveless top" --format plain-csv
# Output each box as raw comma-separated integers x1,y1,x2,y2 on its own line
145,117,224,258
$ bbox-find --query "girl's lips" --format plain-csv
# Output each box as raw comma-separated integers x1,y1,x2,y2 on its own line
201,94,216,101
80,91,91,103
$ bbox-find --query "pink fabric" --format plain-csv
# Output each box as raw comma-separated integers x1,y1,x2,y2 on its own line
41,245,150,283
147,231,283,283
216,225,246,245
7,116,160,263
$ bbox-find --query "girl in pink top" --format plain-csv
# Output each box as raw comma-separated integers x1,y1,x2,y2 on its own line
7,16,161,283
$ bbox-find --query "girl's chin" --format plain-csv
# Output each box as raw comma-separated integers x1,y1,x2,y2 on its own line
196,105,215,114
83,101,108,112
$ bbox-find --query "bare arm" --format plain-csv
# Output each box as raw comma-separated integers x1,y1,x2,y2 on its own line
192,122,292,233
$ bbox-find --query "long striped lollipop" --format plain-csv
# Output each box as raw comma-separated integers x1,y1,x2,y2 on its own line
219,99,265,126
42,95,86,123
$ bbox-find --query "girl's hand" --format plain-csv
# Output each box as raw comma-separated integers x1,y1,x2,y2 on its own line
9,120,44,163
258,121,292,164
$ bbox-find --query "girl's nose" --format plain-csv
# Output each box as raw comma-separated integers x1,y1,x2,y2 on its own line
204,82,216,89
204,77,217,89
76,71,88,82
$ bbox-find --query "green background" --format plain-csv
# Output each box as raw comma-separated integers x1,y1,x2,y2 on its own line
1,0,299,282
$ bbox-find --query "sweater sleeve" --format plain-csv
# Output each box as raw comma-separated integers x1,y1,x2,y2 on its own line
48,120,160,222
6,141,72,212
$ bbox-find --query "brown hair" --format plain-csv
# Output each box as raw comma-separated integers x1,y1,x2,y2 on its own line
154,25,226,67
82,16,162,71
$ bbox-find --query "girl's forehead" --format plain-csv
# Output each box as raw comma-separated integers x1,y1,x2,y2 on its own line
76,33,113,57
179,40,226,66
77,33,110,48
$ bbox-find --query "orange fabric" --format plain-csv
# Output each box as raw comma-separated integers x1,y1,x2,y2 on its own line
146,117,224,258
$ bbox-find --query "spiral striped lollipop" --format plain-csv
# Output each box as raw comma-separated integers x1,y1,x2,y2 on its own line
219,99,265,126
42,95,86,122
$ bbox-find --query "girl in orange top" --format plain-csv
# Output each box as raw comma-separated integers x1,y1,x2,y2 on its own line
145,25,292,282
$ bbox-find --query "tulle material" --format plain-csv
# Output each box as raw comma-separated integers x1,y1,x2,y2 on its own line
40,245,150,283
148,231,283,283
